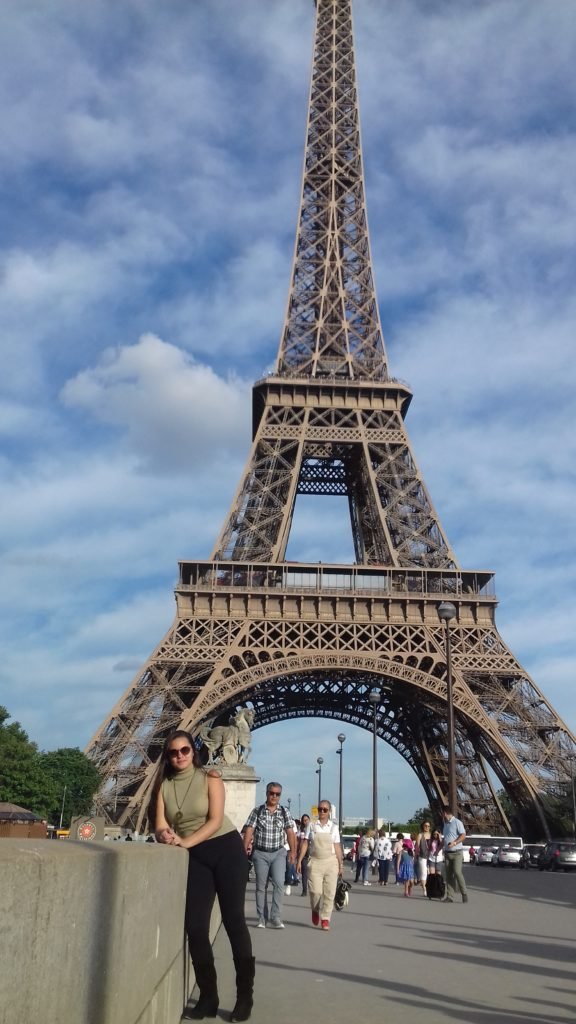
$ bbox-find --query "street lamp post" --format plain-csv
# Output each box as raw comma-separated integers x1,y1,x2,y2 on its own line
59,784,67,830
368,689,380,833
336,733,346,831
570,754,576,840
316,757,324,809
438,601,458,812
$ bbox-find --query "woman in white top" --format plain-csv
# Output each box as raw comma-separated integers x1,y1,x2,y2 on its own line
357,829,375,885
376,830,393,886
296,801,343,931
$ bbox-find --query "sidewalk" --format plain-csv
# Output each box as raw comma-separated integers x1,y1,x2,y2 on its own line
208,865,576,1024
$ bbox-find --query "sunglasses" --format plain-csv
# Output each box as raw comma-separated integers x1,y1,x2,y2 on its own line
319,807,330,812
268,790,281,796
167,746,191,758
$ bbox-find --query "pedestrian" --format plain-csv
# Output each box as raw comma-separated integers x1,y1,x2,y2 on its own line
297,814,311,896
427,829,443,874
296,799,343,930
410,833,419,882
441,808,469,903
392,832,404,883
284,835,298,895
353,829,365,882
398,841,414,897
243,782,296,929
357,829,375,885
153,730,254,1022
376,829,392,885
415,820,432,894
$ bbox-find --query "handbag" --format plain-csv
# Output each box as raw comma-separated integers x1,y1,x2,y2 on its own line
334,877,351,911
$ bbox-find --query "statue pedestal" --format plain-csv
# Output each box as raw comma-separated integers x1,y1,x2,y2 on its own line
220,765,260,833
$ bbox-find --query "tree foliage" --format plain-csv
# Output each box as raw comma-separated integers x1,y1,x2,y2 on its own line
406,806,435,830
0,706,57,818
40,747,102,827
0,707,101,825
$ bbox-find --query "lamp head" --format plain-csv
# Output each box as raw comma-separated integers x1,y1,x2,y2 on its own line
438,602,457,622
368,688,380,706
337,733,346,744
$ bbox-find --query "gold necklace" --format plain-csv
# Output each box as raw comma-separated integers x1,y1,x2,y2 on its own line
172,770,195,826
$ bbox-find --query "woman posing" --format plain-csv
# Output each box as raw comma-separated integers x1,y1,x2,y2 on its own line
296,801,343,931
153,730,254,1022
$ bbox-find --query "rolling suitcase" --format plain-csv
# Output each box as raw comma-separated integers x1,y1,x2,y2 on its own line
426,873,445,900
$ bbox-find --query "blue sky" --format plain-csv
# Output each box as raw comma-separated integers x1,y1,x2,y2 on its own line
1,0,576,822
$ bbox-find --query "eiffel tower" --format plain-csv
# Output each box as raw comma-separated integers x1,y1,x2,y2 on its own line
87,0,575,834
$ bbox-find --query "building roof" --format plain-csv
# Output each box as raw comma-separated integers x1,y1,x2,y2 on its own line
0,802,40,822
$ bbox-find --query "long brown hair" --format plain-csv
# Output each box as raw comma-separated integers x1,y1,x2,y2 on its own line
148,730,207,829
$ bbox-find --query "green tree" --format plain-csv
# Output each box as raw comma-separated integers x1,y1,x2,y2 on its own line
39,748,102,828
406,806,434,830
0,706,57,818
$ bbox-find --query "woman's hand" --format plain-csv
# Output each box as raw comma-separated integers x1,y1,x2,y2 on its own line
156,827,179,845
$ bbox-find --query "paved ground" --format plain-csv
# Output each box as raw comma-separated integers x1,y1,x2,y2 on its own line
206,863,576,1024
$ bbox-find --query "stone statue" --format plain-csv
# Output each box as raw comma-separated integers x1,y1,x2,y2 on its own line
197,708,254,766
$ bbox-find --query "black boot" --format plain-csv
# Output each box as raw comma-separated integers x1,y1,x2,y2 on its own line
229,956,255,1022
183,961,219,1020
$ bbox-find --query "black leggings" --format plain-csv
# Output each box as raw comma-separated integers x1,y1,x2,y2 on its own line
185,830,252,965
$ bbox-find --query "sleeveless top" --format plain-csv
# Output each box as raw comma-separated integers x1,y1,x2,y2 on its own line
161,764,235,840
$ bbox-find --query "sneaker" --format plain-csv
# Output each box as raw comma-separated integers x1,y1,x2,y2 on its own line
440,896,454,903
256,919,266,928
462,894,469,903
363,881,372,886
321,919,330,930
311,911,320,926
269,919,285,929
284,885,291,896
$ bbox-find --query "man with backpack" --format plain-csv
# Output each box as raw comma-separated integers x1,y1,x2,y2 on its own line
243,781,296,929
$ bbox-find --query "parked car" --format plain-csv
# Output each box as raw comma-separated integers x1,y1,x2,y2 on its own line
476,845,499,864
538,840,576,871
519,844,545,869
495,845,522,867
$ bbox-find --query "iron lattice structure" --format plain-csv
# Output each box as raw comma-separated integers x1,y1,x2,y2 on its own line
87,0,575,834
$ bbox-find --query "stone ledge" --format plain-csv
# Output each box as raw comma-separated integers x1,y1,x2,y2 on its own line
0,839,209,1024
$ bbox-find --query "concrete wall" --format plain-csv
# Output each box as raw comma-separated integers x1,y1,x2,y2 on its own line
0,839,216,1024
220,766,260,834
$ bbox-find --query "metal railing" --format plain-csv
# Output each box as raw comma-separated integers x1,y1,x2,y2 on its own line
178,560,495,599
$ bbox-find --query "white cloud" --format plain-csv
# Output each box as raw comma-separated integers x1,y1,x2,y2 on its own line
60,334,251,471
0,0,574,814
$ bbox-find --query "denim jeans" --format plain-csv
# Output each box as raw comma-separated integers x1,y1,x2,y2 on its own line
359,855,371,882
300,855,309,894
252,847,287,922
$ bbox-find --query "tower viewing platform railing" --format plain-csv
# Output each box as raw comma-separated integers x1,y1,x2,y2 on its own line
178,561,495,601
